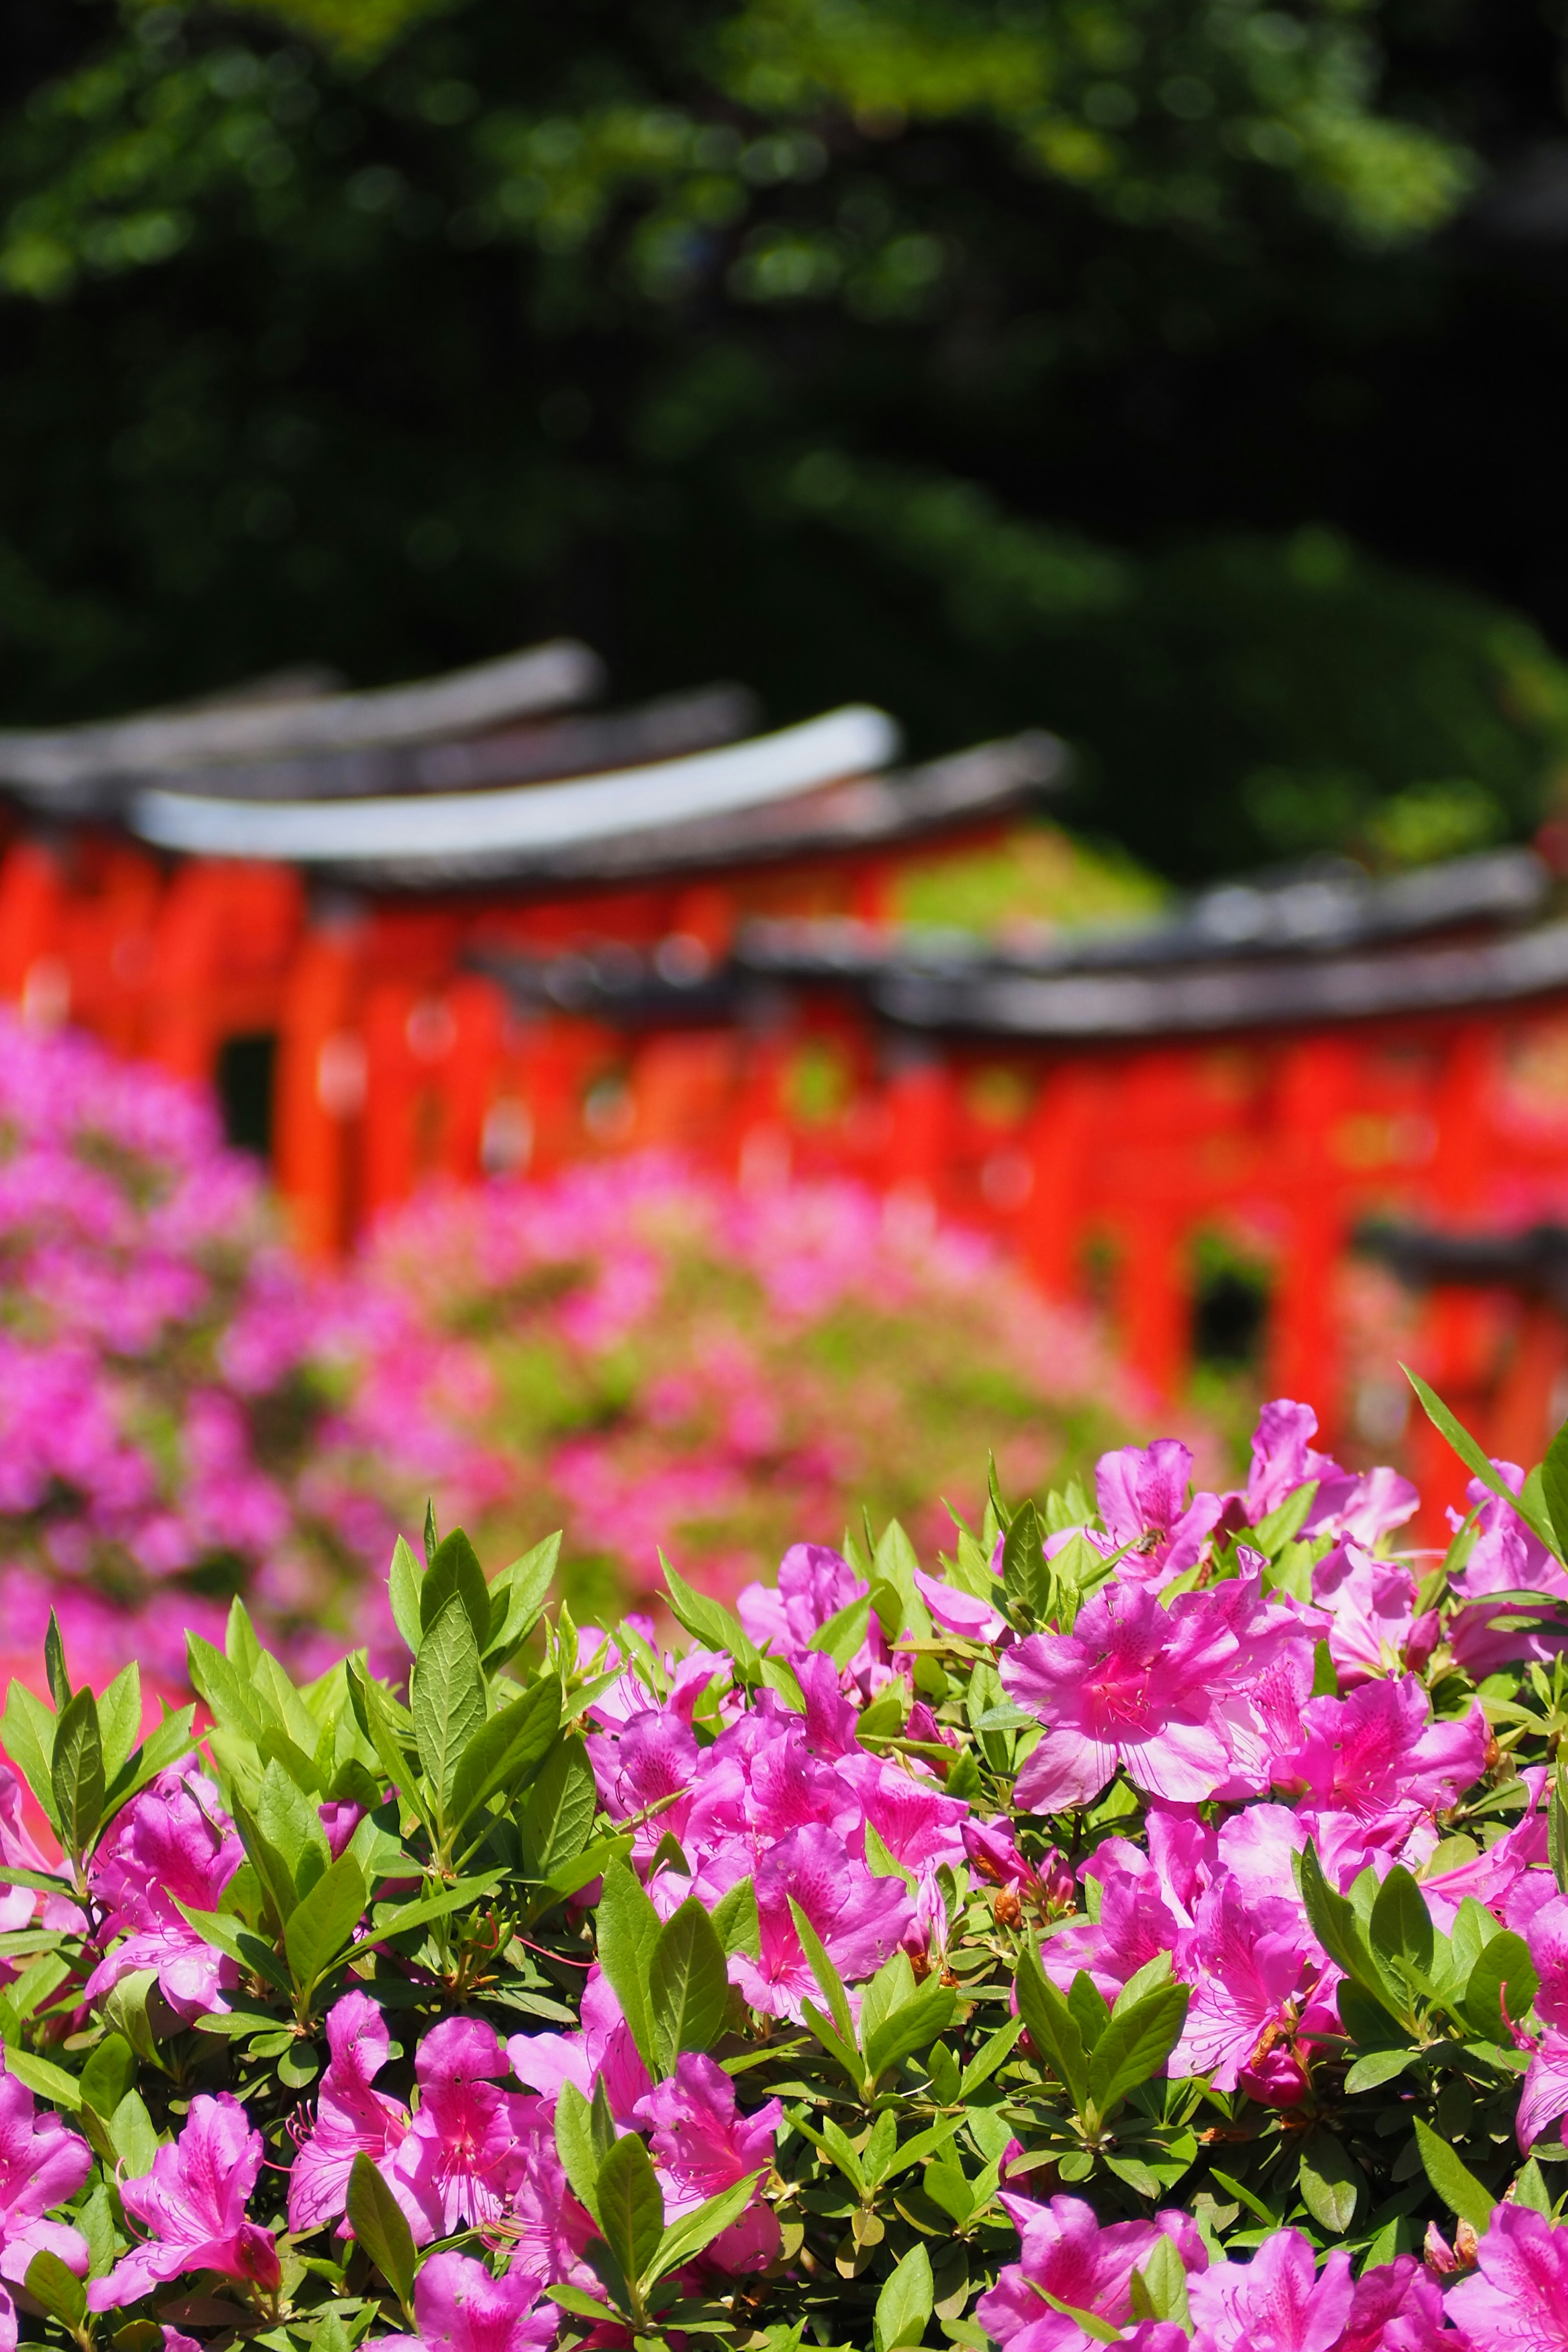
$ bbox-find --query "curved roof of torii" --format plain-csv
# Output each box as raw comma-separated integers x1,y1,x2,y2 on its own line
0,639,1067,888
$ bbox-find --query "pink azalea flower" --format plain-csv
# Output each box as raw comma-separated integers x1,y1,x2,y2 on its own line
1312,1545,1429,1686
1244,1400,1417,1547
1001,1578,1303,1811
1447,2203,1568,2350
976,2192,1205,2352
508,1966,652,2129
88,2091,281,2310
85,1762,245,2020
288,1993,411,2234
838,1750,969,1873
1449,1463,1568,1677
1518,1893,1568,2149
737,1543,866,1662
390,2018,536,2243
0,2058,92,2352
1169,1876,1326,2100
1188,2232,1352,2352
1272,1678,1486,1829
913,1566,1007,1642
364,2249,559,2352
1042,1835,1196,2004
635,2052,782,2273
728,1822,914,2017
1096,1439,1222,1589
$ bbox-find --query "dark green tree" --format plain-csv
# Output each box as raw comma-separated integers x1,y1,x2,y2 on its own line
0,0,1564,876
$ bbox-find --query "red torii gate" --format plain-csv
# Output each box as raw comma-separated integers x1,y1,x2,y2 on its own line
1,644,1565,1537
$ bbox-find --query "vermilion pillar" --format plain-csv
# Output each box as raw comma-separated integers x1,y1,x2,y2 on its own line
275,913,367,1257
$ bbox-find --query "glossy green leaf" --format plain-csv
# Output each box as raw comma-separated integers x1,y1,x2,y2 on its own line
388,1534,424,1655
1298,2128,1362,2234
347,2150,416,2315
518,1734,597,1878
284,1852,368,1995
50,1686,104,1858
1404,1368,1561,1555
595,2130,664,2290
1085,1981,1188,2116
450,1676,561,1840
410,1592,487,1815
650,1898,729,2074
1370,1866,1434,1978
1014,1943,1089,2111
421,1527,492,1652
1462,1929,1539,2042
25,2245,87,2328
597,1858,663,2076
873,2243,933,2352
554,2079,602,2225
1413,2117,1496,2232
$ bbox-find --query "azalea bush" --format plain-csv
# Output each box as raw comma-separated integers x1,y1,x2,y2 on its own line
340,1154,1138,1619
0,1010,1140,1679
0,1013,373,1695
3,1384,1568,2352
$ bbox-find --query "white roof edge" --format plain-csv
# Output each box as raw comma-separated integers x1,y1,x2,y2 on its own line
131,705,902,864
0,640,604,787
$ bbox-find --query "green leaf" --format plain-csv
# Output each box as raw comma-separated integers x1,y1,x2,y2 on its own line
1298,2128,1363,2234
710,1876,760,1960
873,2243,933,2352
1298,1842,1403,2021
650,1898,729,2075
109,2088,158,2177
80,2033,137,2118
1414,2117,1496,2232
423,1499,439,1568
43,1613,70,1714
864,1980,956,2084
25,2246,87,2329
368,1871,503,1949
450,1676,562,1839
421,1527,492,1653
1,1681,59,1835
1344,2047,1416,2094
807,1594,871,1670
486,1533,560,1657
1552,1760,1568,1897
1014,1943,1089,2110
1370,1866,1434,1978
1404,1367,1561,1555
284,1853,368,1997
388,1534,424,1655
1001,1499,1049,1623
1543,1414,1568,1557
597,1858,663,2075
1128,2236,1190,2328
97,1663,142,1783
518,1735,598,1878
346,2150,416,2316
3,2045,81,2109
554,2080,602,2225
170,1897,291,1995
186,1633,268,1744
232,1793,301,1932
960,2013,1025,2097
102,1704,198,1820
661,1558,762,1677
644,2171,767,2289
257,1756,332,1899
410,1592,487,1817
1085,1982,1189,2117
596,2131,664,2291
50,1686,105,1859
786,1898,857,2055
1463,1929,1539,2042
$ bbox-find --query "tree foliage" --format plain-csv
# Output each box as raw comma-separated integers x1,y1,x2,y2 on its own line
0,0,1561,874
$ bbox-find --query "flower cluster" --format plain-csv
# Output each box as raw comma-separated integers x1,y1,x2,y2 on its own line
0,1011,374,1688
4,1384,1568,2352
0,1011,1141,1673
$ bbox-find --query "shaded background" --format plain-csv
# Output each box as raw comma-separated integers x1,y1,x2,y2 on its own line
2,0,1567,882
